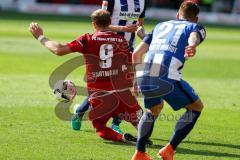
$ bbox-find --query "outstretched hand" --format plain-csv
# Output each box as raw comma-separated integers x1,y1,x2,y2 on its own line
29,22,43,39
136,26,146,40
184,45,196,58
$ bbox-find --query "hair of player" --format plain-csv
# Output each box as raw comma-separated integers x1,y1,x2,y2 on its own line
179,1,200,20
91,9,111,28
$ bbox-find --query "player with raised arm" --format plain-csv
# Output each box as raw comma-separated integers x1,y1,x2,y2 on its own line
29,9,143,143
131,1,206,160
72,0,147,134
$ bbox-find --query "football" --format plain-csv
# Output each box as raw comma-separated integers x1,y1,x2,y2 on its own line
53,80,77,103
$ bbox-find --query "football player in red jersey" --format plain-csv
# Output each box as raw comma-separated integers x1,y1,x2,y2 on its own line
29,9,142,143
72,0,147,134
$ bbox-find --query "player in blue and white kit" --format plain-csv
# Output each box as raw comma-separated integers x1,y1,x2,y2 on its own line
131,2,206,160
71,0,146,134
104,0,146,51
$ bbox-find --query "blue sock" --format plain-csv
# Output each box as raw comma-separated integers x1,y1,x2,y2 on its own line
76,97,90,116
170,110,201,150
112,116,122,126
137,112,157,152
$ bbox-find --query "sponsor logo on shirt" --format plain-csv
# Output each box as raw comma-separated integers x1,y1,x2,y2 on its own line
119,12,141,20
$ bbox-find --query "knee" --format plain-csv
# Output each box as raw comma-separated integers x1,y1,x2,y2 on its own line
97,130,107,140
199,102,204,111
92,120,106,135
92,121,101,130
148,102,164,116
196,99,204,112
187,99,204,112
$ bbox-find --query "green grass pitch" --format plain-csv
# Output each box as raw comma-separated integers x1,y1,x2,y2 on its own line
0,12,240,160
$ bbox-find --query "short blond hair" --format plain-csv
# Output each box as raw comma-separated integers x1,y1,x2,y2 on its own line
91,9,111,28
179,1,200,20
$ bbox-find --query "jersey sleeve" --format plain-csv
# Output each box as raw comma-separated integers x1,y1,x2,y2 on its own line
67,34,88,53
102,0,114,15
139,0,146,18
143,30,153,45
192,24,206,43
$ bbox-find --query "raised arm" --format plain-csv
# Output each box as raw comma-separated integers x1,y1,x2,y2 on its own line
132,42,149,64
131,42,149,96
136,18,146,40
109,24,138,33
136,0,146,39
29,22,72,56
138,18,145,26
133,29,153,63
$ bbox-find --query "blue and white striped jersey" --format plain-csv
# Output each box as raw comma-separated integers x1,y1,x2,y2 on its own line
142,20,206,82
102,0,146,51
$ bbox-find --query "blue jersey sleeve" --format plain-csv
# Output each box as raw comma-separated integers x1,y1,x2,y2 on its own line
143,30,153,45
192,24,206,43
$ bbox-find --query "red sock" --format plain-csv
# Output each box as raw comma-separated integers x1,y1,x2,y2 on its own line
97,127,123,142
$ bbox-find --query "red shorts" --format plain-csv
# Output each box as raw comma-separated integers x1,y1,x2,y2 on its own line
89,90,142,130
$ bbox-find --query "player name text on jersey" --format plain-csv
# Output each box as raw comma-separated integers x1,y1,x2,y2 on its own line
92,36,123,43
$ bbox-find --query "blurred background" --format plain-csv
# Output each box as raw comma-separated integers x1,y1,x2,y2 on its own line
1,0,240,26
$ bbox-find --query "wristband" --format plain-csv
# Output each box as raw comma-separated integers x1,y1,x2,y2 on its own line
37,35,45,41
102,1,108,10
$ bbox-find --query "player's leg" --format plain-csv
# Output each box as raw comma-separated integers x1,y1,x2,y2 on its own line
111,90,138,134
89,92,137,143
131,99,163,160
111,116,123,134
112,90,138,133
169,99,203,148
76,97,90,113
110,89,153,146
92,116,123,141
159,80,204,159
118,96,142,128
121,97,153,145
92,116,137,143
71,97,90,131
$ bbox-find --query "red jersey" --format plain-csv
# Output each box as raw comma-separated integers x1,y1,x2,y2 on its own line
67,31,133,92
